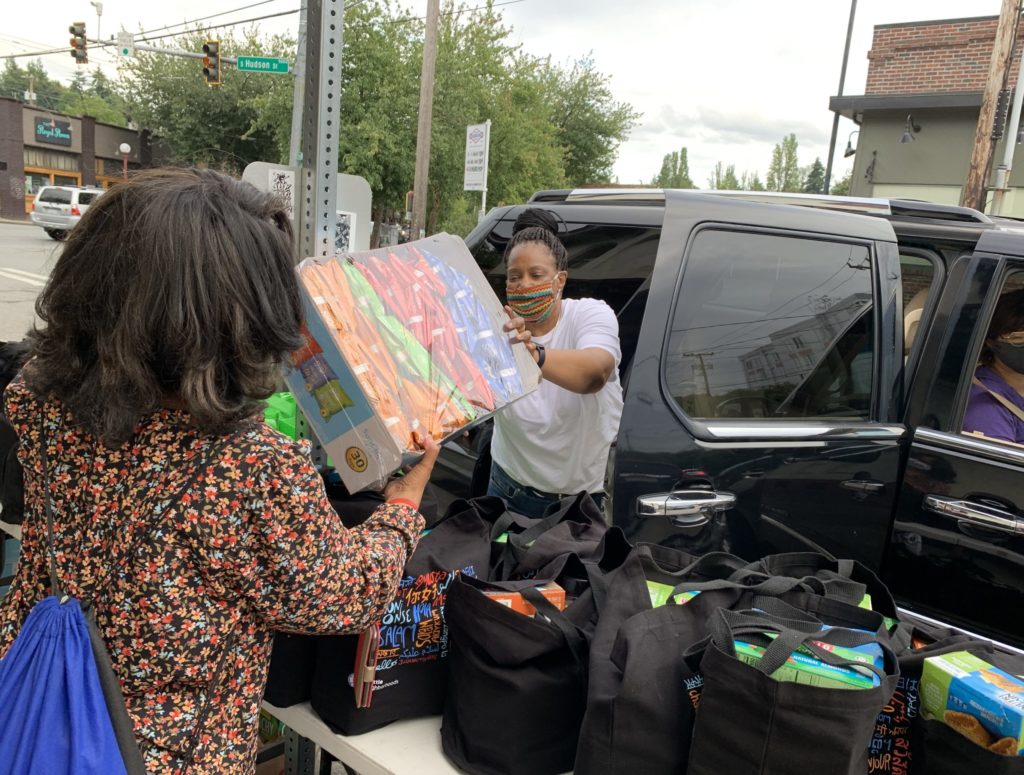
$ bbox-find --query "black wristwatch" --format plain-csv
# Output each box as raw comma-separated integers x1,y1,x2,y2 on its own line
534,342,546,369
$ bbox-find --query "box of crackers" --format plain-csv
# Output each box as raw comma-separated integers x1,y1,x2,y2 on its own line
921,651,1024,756
481,582,566,617
285,234,540,492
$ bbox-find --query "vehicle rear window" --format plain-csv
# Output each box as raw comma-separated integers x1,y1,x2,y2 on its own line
77,192,99,206
663,229,876,421
38,189,72,204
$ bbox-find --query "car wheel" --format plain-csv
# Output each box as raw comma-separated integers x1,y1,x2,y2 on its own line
44,229,67,241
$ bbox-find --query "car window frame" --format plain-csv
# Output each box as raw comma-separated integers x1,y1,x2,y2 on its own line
658,223,900,442
947,262,1024,460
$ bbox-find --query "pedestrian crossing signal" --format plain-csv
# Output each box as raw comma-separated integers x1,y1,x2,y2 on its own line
202,40,221,86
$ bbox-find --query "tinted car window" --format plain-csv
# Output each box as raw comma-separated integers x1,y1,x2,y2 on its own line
77,192,99,206
664,229,875,420
38,189,72,205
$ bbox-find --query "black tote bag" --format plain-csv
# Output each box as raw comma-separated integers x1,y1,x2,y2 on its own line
575,570,885,775
309,499,493,735
687,608,899,775
441,529,631,775
490,491,608,580
749,551,898,618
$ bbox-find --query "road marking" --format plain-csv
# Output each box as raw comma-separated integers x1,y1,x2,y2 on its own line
0,268,46,287
0,267,49,282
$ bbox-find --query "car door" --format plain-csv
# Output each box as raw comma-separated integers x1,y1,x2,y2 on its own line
885,238,1024,647
612,191,905,571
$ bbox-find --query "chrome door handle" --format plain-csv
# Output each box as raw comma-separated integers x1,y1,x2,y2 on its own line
636,489,736,528
923,495,1024,536
841,479,885,494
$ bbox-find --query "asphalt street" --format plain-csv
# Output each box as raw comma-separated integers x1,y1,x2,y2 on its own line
0,222,61,342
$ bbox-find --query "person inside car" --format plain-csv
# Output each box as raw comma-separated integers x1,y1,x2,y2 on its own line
493,208,623,517
0,168,438,774
963,288,1024,445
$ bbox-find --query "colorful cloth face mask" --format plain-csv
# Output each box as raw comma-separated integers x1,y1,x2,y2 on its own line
507,281,557,322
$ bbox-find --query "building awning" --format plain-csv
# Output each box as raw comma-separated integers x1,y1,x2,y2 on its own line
829,92,983,121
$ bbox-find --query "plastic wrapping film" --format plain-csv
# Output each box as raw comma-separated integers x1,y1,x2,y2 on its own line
284,233,540,493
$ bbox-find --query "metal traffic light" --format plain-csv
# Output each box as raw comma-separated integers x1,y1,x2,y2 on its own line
69,22,88,64
202,40,221,86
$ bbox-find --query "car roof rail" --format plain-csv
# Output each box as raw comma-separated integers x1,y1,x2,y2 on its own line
527,188,992,224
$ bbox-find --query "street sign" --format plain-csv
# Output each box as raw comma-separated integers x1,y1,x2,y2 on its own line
117,31,134,57
463,121,490,192
236,56,290,74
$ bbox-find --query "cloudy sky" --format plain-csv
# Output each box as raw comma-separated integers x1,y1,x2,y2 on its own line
1,0,994,185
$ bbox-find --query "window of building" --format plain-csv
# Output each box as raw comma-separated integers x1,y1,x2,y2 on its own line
664,229,875,421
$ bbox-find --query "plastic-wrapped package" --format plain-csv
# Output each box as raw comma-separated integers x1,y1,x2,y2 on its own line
285,233,540,492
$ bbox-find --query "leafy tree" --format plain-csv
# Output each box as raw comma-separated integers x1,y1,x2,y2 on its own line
831,169,853,196
740,171,765,191
766,133,801,192
802,157,825,194
708,161,740,190
543,56,640,185
0,60,67,113
653,147,694,188
117,28,294,170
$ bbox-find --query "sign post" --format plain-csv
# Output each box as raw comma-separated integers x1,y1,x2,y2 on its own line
463,120,491,221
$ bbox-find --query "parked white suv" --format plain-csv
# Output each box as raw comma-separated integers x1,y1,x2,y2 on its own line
30,185,105,240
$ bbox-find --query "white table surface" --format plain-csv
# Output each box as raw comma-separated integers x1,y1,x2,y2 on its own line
262,702,462,775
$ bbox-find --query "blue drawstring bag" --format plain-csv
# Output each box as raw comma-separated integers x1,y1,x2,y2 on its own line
0,416,146,774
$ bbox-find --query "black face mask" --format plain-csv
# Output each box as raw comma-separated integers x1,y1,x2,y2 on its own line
992,341,1024,374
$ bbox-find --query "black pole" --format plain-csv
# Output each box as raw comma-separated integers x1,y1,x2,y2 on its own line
824,0,858,194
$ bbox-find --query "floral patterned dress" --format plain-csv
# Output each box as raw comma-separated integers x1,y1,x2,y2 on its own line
0,375,423,774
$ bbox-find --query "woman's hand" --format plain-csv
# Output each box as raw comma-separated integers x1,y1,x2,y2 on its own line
504,305,537,359
383,435,440,509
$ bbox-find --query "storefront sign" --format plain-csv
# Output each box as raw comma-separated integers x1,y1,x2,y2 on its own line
35,118,72,147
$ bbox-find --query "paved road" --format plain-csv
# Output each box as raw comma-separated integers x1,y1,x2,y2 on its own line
0,222,62,342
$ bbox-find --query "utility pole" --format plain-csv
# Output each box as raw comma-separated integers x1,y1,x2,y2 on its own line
410,0,441,241
824,0,857,194
962,0,1020,211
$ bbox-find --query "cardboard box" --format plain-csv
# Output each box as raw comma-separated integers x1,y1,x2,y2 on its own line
921,651,1024,755
482,582,566,617
734,639,878,690
285,234,540,492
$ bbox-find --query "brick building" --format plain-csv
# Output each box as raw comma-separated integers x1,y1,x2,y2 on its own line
0,97,153,220
830,14,1024,213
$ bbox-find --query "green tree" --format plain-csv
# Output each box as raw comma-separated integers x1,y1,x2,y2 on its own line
652,147,694,188
708,161,740,190
802,157,825,194
831,169,853,196
0,60,66,112
740,170,765,191
117,28,294,170
543,56,640,185
766,133,801,192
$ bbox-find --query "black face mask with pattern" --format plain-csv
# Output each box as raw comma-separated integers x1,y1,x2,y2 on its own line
992,341,1024,374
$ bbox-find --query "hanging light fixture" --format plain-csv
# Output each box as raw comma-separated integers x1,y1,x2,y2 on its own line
900,114,921,144
844,130,860,158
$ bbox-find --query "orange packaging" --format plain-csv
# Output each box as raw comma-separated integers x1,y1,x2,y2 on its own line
482,582,566,617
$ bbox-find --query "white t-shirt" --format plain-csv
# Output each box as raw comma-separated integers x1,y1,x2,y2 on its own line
492,297,624,494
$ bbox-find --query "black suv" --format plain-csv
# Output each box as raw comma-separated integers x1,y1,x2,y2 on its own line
432,188,1024,652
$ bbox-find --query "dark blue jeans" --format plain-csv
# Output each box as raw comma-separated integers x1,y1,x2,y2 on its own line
487,462,605,518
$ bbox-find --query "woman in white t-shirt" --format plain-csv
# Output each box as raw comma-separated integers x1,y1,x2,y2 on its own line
489,208,624,517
